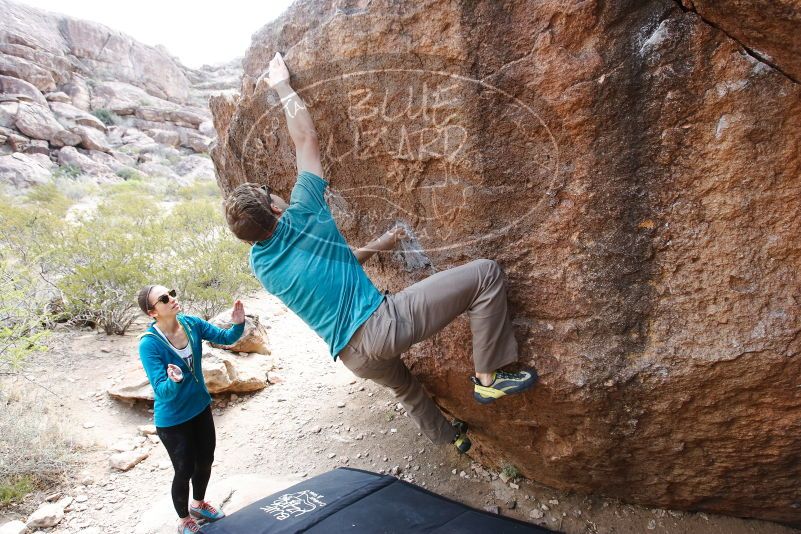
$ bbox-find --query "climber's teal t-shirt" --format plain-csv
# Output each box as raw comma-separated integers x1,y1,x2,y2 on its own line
249,171,384,359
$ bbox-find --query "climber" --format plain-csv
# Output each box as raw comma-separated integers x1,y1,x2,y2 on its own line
222,52,538,454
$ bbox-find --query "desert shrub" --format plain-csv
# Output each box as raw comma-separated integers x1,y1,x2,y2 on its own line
91,108,119,126
501,464,520,480
0,260,50,373
163,199,257,319
175,180,221,201
116,167,144,181
48,195,161,334
0,183,256,335
51,164,81,180
0,389,78,506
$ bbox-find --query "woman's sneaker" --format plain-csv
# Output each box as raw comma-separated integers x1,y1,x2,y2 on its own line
472,369,538,404
177,517,200,534
189,501,225,522
452,419,471,453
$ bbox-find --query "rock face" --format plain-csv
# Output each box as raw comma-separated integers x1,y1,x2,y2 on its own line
209,0,801,525
0,0,242,191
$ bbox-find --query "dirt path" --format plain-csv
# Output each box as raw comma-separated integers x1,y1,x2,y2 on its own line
2,291,798,534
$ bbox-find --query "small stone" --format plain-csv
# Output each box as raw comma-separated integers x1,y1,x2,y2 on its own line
109,449,149,471
390,428,397,433
390,466,401,476
529,509,544,519
509,482,519,490
138,424,157,436
75,495,88,503
484,505,500,515
336,401,346,408
506,499,517,510
0,520,27,534
459,470,467,478
647,519,657,530
311,426,322,434
548,499,559,505
82,422,95,429
452,469,457,475
26,502,64,528
499,472,511,483
541,504,549,511
328,453,336,459
45,493,61,502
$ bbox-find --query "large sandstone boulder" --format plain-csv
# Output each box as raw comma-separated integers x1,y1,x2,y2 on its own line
15,102,79,146
0,74,47,106
108,349,275,401
48,101,107,132
0,1,190,102
209,0,801,525
208,312,271,355
0,152,53,188
57,146,112,176
202,347,274,394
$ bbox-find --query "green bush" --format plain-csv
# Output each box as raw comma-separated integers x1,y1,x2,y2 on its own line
163,199,258,319
501,464,520,480
91,108,118,126
0,260,50,373
176,180,221,201
116,168,144,181
0,475,33,506
0,182,257,335
51,164,81,180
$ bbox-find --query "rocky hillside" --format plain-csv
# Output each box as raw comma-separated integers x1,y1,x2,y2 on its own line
209,0,801,525
0,0,242,191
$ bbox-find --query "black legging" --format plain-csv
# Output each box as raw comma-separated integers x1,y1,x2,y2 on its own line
156,405,216,518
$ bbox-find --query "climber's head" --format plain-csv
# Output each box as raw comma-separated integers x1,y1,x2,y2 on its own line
223,182,288,244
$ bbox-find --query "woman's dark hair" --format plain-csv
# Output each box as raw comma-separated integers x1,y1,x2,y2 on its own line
137,285,156,315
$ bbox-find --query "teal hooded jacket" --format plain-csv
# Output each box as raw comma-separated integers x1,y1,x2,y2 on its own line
138,314,244,427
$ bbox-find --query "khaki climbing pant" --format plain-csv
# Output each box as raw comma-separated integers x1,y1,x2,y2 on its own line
337,259,519,444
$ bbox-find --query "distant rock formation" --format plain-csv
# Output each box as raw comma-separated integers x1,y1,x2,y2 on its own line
0,0,243,191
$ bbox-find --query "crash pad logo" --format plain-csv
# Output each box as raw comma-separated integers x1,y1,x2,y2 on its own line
242,54,559,255
260,490,327,521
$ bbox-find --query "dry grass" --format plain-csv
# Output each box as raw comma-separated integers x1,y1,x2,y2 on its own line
0,386,80,507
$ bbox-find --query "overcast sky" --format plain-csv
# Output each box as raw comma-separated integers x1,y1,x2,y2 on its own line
15,0,296,68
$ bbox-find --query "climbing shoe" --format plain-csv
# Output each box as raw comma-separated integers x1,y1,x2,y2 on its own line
472,369,538,404
452,419,471,453
189,500,225,522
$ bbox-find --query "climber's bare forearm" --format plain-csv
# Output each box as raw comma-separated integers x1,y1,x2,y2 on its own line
274,81,322,176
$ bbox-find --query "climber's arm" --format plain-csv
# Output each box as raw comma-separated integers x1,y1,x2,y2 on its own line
264,53,323,177
354,226,408,265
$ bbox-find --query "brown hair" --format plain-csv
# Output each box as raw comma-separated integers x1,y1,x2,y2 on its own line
223,182,277,242
137,285,156,315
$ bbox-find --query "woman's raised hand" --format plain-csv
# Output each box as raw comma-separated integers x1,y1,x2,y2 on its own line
166,363,183,383
231,300,245,325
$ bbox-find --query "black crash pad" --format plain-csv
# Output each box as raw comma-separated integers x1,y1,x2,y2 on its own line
202,467,559,533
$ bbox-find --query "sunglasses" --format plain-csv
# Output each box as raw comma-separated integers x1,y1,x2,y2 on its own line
150,289,177,309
